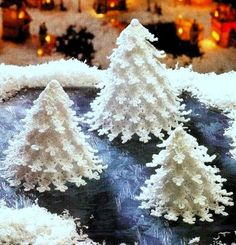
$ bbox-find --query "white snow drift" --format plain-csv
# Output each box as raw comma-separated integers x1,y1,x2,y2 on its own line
0,59,105,101
0,202,99,245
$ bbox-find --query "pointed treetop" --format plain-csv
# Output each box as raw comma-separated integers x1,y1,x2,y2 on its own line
169,126,184,137
110,18,165,66
46,79,62,91
159,126,197,148
35,79,72,107
168,126,189,142
118,18,158,44
130,18,140,27
42,79,65,96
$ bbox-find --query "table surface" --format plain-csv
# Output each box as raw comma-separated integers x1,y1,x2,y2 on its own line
0,88,236,245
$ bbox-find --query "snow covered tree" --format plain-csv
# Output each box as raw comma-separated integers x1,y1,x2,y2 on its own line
137,127,234,224
86,19,188,143
2,80,105,192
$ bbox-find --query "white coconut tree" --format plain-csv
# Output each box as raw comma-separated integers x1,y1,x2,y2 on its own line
2,80,105,192
86,19,188,143
137,127,234,224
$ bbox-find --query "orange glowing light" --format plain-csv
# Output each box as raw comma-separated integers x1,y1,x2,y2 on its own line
45,35,51,43
201,39,216,49
214,10,219,18
212,31,220,42
97,13,104,18
178,27,184,35
46,0,51,3
110,1,116,8
18,11,25,19
37,48,44,56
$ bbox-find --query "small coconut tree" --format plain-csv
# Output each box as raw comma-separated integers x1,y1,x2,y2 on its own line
137,127,234,224
2,80,105,192
86,19,188,143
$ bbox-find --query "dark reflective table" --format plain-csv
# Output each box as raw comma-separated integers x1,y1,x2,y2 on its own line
0,88,235,245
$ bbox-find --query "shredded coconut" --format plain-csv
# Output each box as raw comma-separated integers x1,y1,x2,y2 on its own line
2,80,106,192
0,202,100,245
137,127,234,224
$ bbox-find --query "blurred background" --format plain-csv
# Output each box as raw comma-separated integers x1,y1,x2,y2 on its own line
0,0,236,73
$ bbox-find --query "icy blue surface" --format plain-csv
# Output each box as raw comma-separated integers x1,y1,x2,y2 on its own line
0,88,236,245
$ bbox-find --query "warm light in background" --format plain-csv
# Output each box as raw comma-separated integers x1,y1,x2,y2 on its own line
178,27,184,35
37,48,44,56
96,13,104,18
214,10,219,18
110,2,116,8
212,30,220,41
10,11,17,19
110,18,115,23
45,35,51,43
18,11,25,19
46,0,51,3
201,39,216,50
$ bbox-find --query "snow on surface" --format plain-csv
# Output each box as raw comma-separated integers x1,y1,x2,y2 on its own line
167,66,236,161
29,10,118,68
0,201,99,244
0,58,235,159
0,0,236,72
0,4,118,68
0,59,105,100
0,0,235,173
167,67,236,111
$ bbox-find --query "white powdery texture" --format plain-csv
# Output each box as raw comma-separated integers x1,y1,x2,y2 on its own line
225,111,236,160
0,203,99,245
137,127,234,224
2,80,105,192
87,19,187,143
168,67,236,111
0,59,105,101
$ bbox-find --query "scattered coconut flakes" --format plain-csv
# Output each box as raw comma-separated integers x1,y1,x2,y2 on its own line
168,68,236,159
0,59,105,101
0,202,100,245
168,67,236,112
189,237,200,244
